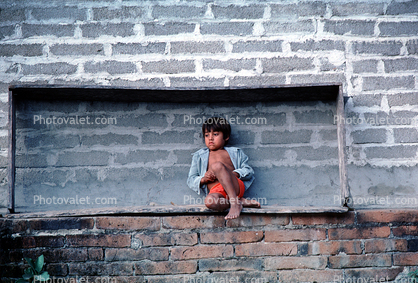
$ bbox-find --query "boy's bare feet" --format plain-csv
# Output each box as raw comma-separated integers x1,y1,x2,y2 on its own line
225,199,243,220
241,197,261,208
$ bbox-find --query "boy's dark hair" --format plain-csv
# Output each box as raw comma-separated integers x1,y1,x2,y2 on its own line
202,117,231,145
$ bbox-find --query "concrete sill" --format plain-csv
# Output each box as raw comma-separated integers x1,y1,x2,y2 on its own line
4,205,348,219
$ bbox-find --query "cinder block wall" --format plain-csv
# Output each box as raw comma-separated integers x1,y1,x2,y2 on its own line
1,0,418,211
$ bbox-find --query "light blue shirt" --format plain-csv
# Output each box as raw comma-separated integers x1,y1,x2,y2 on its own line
187,146,255,195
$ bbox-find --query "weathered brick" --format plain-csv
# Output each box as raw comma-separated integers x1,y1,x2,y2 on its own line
200,22,254,36
329,226,390,240
200,230,263,244
46,263,68,277
229,75,287,87
294,146,338,161
270,2,326,18
0,8,25,23
199,258,263,272
81,23,135,38
211,4,265,19
308,240,362,255
393,252,418,266
142,60,195,74
21,24,75,38
324,20,375,36
162,215,225,229
357,209,418,223
393,225,418,237
380,21,418,37
66,234,131,247
365,145,418,159
235,242,297,257
0,25,14,40
387,92,418,106
387,1,418,15
202,59,256,72
265,228,326,242
105,248,168,261
92,6,145,20
24,134,79,149
54,151,111,166
0,44,43,57
81,133,138,147
265,256,327,270
364,76,415,91
279,269,343,283
135,260,197,275
364,239,407,253
152,5,206,19
351,128,387,144
169,77,225,88
171,245,233,260
135,232,198,247
261,130,312,144
406,39,418,55
50,44,104,56
171,41,224,54
329,254,391,268
115,150,169,165
144,22,195,36
96,217,160,230
88,248,103,261
68,262,133,276
225,214,290,227
290,73,345,85
31,6,86,21
30,217,93,230
110,78,165,88
262,56,315,73
345,267,404,282
352,41,402,56
292,212,355,225
264,20,315,34
113,42,166,55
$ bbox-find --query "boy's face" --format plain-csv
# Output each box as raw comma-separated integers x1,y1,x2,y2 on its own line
204,130,228,151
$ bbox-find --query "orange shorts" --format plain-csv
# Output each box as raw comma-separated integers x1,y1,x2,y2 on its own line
208,177,245,199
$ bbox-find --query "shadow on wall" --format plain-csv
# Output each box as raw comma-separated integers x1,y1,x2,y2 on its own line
15,99,340,212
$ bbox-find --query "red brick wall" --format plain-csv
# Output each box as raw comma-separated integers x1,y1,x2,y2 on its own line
1,210,418,282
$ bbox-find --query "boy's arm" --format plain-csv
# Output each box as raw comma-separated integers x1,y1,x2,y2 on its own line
233,149,254,181
187,153,204,195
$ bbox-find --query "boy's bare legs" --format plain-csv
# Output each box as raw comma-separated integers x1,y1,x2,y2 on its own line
206,161,242,219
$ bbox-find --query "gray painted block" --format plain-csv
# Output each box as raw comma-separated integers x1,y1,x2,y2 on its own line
81,23,135,38
22,24,75,38
55,151,111,166
406,40,418,55
24,134,80,150
245,147,287,162
84,61,136,75
323,20,375,36
200,22,254,36
294,146,338,161
31,7,87,21
352,60,379,74
144,22,195,36
142,130,195,144
290,39,345,52
330,3,384,16
115,113,168,128
294,110,334,125
110,78,165,88
384,58,418,73
362,76,415,91
352,41,402,56
81,133,138,147
152,5,206,19
92,6,145,20
142,60,195,74
350,94,383,107
171,41,225,54
320,129,338,141
211,4,265,19
113,42,166,55
261,130,312,144
387,1,418,15
16,153,48,168
394,128,418,143
229,131,256,146
0,44,43,57
229,76,286,87
387,93,418,107
50,44,104,56
365,145,418,159
0,26,15,40
270,2,326,18
170,77,225,88
202,59,256,72
22,63,77,75
0,8,25,22
351,128,387,144
232,40,283,53
115,150,170,165
380,22,418,37
262,57,314,73
264,20,315,35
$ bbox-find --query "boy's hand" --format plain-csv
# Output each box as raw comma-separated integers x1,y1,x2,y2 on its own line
201,170,216,184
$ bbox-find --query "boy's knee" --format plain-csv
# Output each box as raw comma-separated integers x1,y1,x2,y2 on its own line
205,195,219,209
209,161,226,173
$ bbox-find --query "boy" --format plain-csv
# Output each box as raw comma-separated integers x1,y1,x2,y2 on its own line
187,117,260,219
